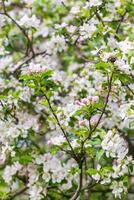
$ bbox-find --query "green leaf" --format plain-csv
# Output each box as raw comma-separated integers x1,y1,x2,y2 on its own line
90,138,101,146
40,99,48,106
87,168,98,175
41,69,53,79
85,147,95,158
96,149,105,160
100,166,112,175
95,61,110,72
115,72,133,84
27,83,36,88
73,128,88,137
20,74,33,81
13,154,33,164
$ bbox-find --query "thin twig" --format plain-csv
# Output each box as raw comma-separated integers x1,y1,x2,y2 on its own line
44,94,78,161
84,72,114,143
125,84,134,96
12,50,49,74
95,9,105,26
7,186,28,200
116,11,127,33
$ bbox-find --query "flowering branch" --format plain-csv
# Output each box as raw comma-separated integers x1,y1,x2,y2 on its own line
12,51,51,75
44,94,78,161
84,72,114,143
69,72,114,199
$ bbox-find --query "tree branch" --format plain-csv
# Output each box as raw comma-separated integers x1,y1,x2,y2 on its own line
7,186,28,200
12,50,50,75
44,94,78,161
84,72,114,143
116,10,127,33
70,162,83,200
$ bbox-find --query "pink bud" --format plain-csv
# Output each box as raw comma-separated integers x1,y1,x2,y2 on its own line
97,85,102,91
87,96,92,101
131,176,134,184
47,139,53,146
112,159,117,165
81,98,88,105
79,120,86,126
75,100,82,106
92,96,99,103
90,115,99,125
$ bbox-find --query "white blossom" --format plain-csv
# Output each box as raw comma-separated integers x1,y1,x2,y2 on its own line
101,130,128,159
110,181,127,199
18,14,40,29
3,162,22,184
28,185,43,200
80,22,96,39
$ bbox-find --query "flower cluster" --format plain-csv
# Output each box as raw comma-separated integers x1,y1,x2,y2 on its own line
3,162,22,184
101,130,128,159
75,96,99,106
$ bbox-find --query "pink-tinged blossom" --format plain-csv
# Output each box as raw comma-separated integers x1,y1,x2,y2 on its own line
75,96,99,107
75,100,84,106
3,162,22,184
78,119,87,126
47,135,65,146
131,176,134,184
90,115,99,125
28,62,47,74
81,98,89,104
